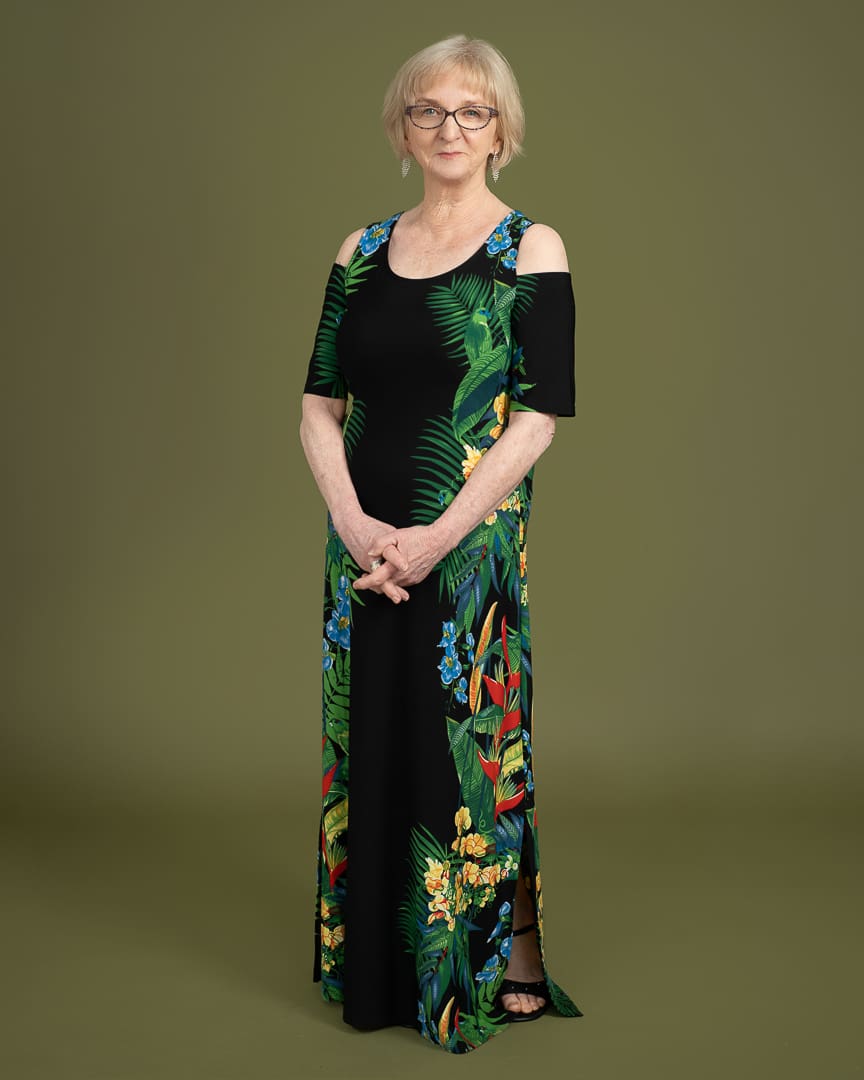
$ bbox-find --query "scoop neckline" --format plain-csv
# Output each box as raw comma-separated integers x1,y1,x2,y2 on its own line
383,209,520,283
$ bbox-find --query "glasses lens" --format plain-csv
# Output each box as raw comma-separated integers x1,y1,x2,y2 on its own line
409,106,444,128
455,107,492,129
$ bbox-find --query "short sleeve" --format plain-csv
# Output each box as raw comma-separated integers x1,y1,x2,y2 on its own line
509,271,576,416
303,263,349,399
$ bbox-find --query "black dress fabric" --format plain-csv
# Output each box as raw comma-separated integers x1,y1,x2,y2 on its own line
304,209,582,1052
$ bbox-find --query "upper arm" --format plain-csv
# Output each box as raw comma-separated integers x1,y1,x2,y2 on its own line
302,392,347,425
335,228,366,267
515,223,569,274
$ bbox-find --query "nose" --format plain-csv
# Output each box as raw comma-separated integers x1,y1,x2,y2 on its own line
439,113,462,138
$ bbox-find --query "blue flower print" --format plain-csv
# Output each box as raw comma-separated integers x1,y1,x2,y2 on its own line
465,631,475,663
525,768,534,793
522,729,532,755
358,214,399,256
487,899,512,942
502,247,518,270
500,934,513,960
322,638,334,671
326,611,350,650
486,225,512,255
439,651,462,685
326,588,351,649
438,620,457,648
475,955,500,983
454,676,468,703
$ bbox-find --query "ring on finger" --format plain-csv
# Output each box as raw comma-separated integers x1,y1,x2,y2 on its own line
370,557,383,570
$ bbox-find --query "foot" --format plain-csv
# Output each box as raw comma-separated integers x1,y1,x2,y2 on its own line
500,923,546,1016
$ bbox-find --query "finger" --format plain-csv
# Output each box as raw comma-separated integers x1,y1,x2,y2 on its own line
381,542,409,572
367,533,401,558
354,562,397,590
382,579,409,603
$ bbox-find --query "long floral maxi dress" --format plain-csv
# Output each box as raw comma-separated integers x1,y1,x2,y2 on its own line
303,209,583,1053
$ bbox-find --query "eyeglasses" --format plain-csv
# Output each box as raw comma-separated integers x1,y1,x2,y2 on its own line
405,104,499,130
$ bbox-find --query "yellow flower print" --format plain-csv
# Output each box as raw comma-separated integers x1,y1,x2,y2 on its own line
427,890,456,931
489,423,503,440
322,924,342,950
320,897,331,921
520,544,527,578
428,891,449,916
461,444,484,479
493,392,509,424
424,858,449,895
495,490,522,513
519,518,525,544
462,861,482,886
461,832,487,858
485,511,498,525
454,806,471,835
453,872,468,914
322,957,332,973
481,863,502,887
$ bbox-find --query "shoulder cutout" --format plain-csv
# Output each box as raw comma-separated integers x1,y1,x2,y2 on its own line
515,223,569,274
335,228,366,267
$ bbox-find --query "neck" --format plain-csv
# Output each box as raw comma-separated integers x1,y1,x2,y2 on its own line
413,173,503,232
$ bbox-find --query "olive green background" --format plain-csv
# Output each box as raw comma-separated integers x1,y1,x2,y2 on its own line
2,2,861,1079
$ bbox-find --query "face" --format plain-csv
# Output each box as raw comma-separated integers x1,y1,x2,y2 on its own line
404,72,501,184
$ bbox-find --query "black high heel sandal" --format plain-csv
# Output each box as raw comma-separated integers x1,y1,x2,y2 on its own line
497,922,550,1023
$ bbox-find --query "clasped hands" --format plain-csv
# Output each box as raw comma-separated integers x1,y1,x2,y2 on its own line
337,512,453,604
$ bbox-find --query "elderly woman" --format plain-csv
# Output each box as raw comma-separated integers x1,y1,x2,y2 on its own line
300,35,582,1053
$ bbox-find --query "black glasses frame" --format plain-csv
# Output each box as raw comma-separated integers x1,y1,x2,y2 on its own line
404,105,499,130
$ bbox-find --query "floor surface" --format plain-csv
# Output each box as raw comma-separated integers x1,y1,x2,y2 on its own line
2,791,860,1080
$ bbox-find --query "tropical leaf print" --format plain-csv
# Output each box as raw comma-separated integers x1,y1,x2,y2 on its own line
412,417,475,601
401,613,543,1048
343,248,376,295
427,274,494,359
452,343,510,443
341,397,366,461
308,264,347,397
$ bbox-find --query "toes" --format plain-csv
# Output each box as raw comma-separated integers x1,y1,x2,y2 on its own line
501,992,543,1014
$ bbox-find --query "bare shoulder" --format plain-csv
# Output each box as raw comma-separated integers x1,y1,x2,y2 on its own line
335,228,366,267
516,222,570,274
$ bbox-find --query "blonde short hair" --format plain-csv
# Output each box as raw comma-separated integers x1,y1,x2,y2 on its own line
381,35,525,171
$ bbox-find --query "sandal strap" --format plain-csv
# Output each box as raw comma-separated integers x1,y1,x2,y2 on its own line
498,977,550,999
511,922,537,937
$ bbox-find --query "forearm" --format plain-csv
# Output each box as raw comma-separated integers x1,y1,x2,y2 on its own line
299,395,363,531
432,412,557,551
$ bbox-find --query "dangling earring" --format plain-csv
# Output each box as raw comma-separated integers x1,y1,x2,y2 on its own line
491,150,501,184
401,156,411,178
